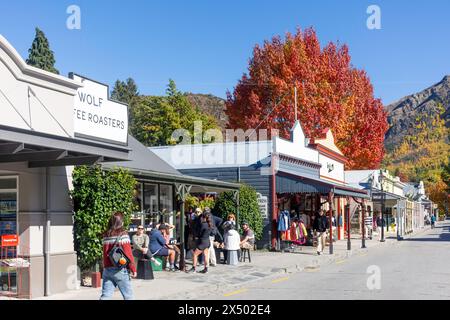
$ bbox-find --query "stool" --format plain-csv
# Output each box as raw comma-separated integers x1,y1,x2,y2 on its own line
240,248,251,263
137,259,154,280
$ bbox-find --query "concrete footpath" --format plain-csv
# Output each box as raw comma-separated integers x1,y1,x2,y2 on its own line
32,227,431,300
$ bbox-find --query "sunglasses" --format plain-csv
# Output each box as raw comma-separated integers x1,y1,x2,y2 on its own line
138,227,144,230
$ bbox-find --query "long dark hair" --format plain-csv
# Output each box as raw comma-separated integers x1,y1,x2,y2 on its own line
104,212,126,237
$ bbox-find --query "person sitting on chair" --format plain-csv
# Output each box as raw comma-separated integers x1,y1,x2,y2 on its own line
149,224,177,272
132,225,151,261
240,221,255,250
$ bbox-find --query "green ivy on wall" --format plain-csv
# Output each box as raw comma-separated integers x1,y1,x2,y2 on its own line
71,165,137,271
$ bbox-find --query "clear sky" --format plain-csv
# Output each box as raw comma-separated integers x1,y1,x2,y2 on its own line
1,0,449,105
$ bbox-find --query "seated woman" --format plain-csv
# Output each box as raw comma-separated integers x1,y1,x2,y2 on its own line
222,221,240,266
132,225,150,261
149,224,177,272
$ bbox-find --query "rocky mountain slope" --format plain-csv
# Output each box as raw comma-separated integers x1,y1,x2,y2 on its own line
186,93,228,131
385,75,450,151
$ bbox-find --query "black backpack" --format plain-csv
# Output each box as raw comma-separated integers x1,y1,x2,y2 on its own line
108,235,131,269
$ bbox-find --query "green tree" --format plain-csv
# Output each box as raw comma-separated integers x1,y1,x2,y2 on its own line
130,95,181,146
111,78,139,105
214,184,263,240
130,79,220,146
26,27,59,74
111,78,140,130
71,166,137,271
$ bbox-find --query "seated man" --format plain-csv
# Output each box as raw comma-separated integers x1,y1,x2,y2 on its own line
149,224,177,272
239,221,255,250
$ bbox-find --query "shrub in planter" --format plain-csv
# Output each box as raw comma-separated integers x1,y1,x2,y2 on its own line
214,184,263,240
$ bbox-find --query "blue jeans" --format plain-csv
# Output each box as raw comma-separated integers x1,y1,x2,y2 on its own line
100,267,134,300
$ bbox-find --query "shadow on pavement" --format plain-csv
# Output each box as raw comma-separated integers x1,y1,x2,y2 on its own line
402,225,450,242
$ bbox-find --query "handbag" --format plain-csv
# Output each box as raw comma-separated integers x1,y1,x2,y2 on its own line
108,235,131,269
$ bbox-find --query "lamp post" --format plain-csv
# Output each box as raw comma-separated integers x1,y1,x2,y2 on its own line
379,170,385,242
361,200,366,249
346,203,351,250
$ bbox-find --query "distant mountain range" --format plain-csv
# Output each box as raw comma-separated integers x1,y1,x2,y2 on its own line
385,75,450,151
186,76,450,157
186,93,228,131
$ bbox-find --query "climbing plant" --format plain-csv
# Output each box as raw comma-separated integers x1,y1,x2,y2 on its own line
71,165,137,271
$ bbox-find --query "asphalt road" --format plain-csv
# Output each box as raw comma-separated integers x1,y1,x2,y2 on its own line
202,220,450,300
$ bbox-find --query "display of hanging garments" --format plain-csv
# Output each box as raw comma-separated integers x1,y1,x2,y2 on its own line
277,210,290,231
292,221,307,245
280,230,291,241
289,222,299,241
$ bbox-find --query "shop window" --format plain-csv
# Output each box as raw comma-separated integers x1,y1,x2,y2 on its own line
0,177,18,295
0,178,18,237
143,183,158,214
159,184,173,220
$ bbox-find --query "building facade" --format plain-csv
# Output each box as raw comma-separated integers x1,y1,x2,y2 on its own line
151,121,369,249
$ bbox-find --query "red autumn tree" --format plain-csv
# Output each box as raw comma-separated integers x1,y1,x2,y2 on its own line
225,28,388,169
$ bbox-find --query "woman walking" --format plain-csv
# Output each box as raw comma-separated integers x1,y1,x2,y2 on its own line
187,213,212,274
100,212,136,300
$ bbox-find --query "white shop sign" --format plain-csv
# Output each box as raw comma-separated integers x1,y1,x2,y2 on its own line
256,193,268,219
71,74,128,145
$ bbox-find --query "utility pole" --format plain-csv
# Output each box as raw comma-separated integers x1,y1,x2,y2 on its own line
294,86,298,122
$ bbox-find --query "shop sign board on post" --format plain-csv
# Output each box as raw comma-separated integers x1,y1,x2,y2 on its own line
71,73,128,145
257,193,268,219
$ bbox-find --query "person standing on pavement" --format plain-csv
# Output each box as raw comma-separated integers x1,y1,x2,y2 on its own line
313,210,329,255
431,214,436,228
203,207,223,267
100,212,136,300
376,213,385,240
188,213,212,273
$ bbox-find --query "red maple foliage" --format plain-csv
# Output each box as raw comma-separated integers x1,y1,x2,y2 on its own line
225,28,388,169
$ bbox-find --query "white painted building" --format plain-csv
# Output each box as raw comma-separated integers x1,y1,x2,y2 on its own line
0,35,130,298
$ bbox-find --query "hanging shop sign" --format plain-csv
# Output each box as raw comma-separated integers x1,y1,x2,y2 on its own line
256,193,268,219
71,73,128,145
1,234,18,247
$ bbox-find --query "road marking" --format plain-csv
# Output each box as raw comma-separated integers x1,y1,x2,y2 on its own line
359,253,368,257
335,260,346,265
304,268,319,272
271,277,289,284
224,288,248,297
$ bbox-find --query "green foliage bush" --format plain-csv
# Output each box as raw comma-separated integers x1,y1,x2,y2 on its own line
214,184,263,240
71,166,137,271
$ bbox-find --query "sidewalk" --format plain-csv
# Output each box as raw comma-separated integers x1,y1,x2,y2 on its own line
31,226,431,300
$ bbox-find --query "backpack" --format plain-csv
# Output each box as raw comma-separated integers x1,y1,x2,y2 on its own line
108,235,131,269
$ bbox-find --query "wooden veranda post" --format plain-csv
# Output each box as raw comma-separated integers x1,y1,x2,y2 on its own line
328,191,334,254
176,183,192,271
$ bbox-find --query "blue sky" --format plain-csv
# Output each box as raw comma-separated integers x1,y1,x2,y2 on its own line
1,0,449,105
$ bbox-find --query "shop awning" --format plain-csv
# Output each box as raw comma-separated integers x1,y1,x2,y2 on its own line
103,135,240,193
276,171,369,199
371,190,406,201
0,124,129,167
